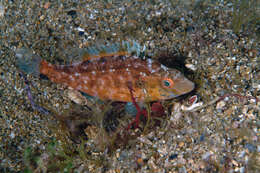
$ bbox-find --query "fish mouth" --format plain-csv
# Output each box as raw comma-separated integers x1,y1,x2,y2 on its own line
171,78,195,96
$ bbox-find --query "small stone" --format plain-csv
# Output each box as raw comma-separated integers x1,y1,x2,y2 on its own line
136,158,144,165
43,2,51,9
157,147,167,155
216,101,225,109
252,83,260,90
202,152,213,160
232,159,238,167
40,15,45,21
138,136,153,145
187,51,193,58
0,3,4,17
9,131,15,139
179,141,185,148
185,63,197,71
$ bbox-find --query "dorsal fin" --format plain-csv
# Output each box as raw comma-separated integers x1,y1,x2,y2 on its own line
81,40,144,61
62,40,144,64
82,51,129,61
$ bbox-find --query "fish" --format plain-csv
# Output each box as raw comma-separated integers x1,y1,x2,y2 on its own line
16,41,194,103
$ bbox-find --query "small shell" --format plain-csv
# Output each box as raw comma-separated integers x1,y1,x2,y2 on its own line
67,89,88,105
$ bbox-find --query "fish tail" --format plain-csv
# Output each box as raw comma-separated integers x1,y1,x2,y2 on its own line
15,48,41,76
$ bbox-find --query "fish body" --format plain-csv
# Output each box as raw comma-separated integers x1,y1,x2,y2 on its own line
16,41,194,103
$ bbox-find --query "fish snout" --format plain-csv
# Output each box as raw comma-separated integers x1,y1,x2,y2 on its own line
171,78,194,96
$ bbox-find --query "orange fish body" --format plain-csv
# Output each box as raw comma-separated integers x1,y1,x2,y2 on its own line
16,41,194,103
39,55,194,102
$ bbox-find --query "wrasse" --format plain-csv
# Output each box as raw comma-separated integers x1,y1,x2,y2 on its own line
16,41,194,103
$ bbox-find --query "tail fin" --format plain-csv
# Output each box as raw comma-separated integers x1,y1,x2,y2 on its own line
15,48,41,76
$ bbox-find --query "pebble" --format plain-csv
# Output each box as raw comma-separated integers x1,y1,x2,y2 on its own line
185,63,197,71
0,3,4,17
216,100,226,109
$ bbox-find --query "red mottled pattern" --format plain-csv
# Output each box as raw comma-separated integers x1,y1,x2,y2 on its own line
40,53,194,102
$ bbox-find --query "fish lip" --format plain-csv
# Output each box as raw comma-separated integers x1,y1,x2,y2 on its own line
168,93,180,99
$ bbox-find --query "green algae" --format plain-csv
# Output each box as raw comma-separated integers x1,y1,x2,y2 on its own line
231,0,259,37
23,139,75,172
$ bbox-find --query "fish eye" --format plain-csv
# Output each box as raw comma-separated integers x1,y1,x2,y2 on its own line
162,78,174,88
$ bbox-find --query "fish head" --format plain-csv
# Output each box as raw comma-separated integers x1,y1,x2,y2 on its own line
143,68,194,101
